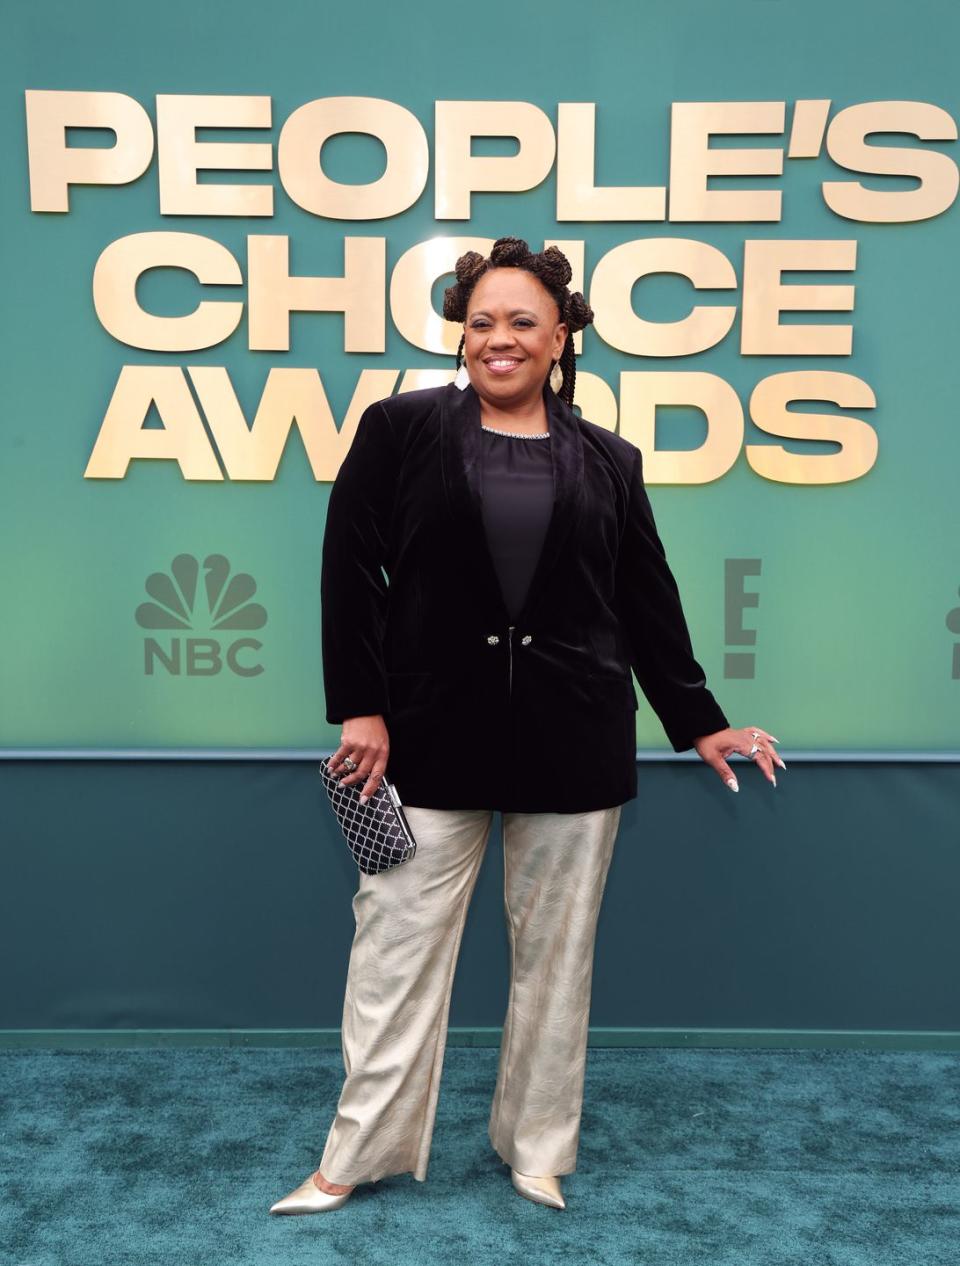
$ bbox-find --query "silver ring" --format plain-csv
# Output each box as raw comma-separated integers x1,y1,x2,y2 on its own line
748,743,761,758
750,730,761,740
342,757,358,772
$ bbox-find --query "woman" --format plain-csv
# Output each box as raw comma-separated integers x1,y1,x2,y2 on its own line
271,238,785,1215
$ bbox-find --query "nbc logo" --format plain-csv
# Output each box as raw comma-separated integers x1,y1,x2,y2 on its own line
135,553,267,677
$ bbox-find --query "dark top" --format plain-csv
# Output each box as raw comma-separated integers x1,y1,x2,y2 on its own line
478,423,555,623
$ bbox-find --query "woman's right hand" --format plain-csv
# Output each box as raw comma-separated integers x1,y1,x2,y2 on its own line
328,715,390,803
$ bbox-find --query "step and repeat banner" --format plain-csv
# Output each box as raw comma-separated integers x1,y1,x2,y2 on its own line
2,0,958,755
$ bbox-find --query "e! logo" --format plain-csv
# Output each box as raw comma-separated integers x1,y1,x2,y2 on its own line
946,587,960,679
724,559,761,679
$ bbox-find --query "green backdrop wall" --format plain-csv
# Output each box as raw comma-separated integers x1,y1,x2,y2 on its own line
2,0,958,1038
3,0,960,755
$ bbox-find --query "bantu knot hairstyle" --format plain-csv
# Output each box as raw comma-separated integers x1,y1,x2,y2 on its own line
442,237,594,408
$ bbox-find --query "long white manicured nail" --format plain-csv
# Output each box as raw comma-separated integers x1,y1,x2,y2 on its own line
725,776,739,792
359,794,370,805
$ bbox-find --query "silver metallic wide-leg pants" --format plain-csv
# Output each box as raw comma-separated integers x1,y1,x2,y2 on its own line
316,802,622,1185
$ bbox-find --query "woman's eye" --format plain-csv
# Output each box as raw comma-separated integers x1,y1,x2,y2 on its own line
470,319,534,329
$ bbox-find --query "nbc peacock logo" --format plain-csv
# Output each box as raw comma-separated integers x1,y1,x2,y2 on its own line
135,553,268,677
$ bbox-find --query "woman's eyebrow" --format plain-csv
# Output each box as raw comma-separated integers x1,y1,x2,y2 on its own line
470,309,538,318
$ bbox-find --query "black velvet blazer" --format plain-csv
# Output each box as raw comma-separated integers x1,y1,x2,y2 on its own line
320,378,729,813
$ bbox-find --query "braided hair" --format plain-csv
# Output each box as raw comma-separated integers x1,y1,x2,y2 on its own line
442,237,594,409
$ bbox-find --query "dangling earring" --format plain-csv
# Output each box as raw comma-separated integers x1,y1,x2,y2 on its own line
549,359,563,394
454,361,470,390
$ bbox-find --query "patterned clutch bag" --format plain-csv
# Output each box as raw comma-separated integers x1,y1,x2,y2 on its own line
318,757,418,875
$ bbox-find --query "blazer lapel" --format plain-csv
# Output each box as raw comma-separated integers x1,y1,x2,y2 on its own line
439,378,585,627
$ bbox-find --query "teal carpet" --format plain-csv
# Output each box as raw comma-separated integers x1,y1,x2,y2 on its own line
2,1046,959,1265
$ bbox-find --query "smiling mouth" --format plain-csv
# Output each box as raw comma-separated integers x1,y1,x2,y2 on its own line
484,358,524,373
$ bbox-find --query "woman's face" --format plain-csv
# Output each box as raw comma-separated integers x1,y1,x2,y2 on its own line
463,267,568,409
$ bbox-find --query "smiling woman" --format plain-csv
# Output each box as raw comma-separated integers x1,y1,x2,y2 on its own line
459,265,566,433
445,236,593,426
277,235,783,1220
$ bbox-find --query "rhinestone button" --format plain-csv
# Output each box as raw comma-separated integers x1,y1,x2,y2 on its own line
486,634,500,645
520,634,532,645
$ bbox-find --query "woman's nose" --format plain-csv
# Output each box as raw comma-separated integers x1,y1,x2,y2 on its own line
488,328,519,348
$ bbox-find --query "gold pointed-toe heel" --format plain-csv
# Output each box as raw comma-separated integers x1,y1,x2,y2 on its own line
269,1170,354,1215
510,1168,566,1210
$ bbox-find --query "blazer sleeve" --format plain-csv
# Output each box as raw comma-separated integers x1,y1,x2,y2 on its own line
321,399,398,724
612,445,730,751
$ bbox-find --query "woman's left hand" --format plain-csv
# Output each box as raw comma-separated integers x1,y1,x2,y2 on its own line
693,726,786,792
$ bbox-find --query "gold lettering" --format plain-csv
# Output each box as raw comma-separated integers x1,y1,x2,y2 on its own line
92,231,243,351
824,101,959,222
670,102,785,222
745,371,878,484
556,103,665,222
156,94,273,216
741,239,856,355
435,101,555,219
85,367,402,481
247,235,385,352
590,239,737,355
619,372,744,484
84,366,223,479
188,366,399,479
25,89,153,213
278,97,428,218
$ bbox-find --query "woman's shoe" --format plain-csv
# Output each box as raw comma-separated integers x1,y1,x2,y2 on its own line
269,1170,354,1215
510,1168,566,1210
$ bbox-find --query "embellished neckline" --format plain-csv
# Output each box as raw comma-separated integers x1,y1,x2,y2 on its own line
480,424,551,440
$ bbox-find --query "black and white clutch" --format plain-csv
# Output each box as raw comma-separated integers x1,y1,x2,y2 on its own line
318,758,418,875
